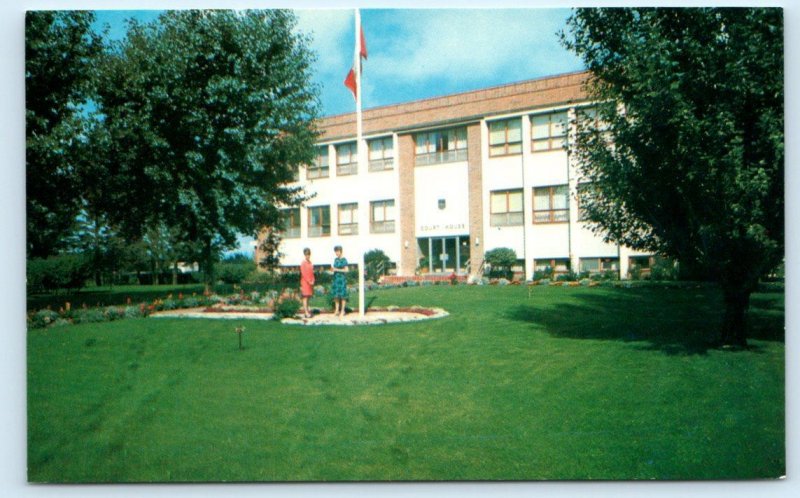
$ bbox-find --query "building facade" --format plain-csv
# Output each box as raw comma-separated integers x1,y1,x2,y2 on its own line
256,71,651,280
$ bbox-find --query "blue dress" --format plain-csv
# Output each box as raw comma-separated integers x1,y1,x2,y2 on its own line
331,257,349,299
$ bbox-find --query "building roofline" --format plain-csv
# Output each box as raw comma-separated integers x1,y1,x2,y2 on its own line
319,70,590,122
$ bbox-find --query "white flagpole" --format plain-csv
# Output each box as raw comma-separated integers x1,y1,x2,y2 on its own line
355,8,366,317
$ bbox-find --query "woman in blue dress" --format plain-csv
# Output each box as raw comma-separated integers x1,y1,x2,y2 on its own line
330,245,349,318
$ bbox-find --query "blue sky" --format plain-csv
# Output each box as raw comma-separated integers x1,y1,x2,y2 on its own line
94,8,585,118
92,7,585,254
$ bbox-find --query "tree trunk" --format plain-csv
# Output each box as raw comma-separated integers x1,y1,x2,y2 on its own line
172,261,178,286
203,238,214,295
154,259,161,285
719,286,751,348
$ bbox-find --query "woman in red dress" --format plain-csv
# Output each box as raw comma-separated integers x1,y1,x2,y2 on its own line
300,248,315,318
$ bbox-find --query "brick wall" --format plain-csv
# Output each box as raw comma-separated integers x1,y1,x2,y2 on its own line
397,133,416,276
318,71,590,141
466,123,484,277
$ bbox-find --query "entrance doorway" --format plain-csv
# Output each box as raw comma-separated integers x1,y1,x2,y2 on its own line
418,235,470,274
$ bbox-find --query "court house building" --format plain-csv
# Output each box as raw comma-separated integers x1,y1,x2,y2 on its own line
257,71,652,280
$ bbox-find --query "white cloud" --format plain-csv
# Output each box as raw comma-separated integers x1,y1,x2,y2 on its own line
292,8,585,115
295,9,352,78
365,9,583,95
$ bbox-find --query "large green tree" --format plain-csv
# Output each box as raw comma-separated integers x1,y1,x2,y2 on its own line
562,8,783,347
95,10,319,287
26,11,104,258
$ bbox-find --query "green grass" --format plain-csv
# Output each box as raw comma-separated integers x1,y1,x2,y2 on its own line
27,284,211,311
27,285,784,482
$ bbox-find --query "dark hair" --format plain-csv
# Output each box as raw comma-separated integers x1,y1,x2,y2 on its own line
303,248,311,256
334,245,343,252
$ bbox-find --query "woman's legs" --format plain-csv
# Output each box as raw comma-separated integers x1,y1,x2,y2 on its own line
302,296,310,317
340,299,347,317
333,298,340,316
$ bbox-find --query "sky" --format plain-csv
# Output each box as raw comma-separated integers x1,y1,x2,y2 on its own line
91,7,585,254
93,8,585,118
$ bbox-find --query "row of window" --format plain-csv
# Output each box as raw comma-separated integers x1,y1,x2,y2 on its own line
490,108,605,156
490,185,574,226
534,257,620,274
304,109,601,179
280,200,396,238
308,137,395,179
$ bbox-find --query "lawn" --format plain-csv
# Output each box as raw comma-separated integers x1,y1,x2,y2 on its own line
27,285,785,482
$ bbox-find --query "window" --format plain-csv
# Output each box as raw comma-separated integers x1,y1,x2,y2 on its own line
280,208,300,238
533,185,569,223
290,165,300,182
308,146,329,179
308,206,330,237
338,203,358,235
629,256,653,270
578,106,610,131
531,111,568,151
577,106,612,144
580,257,619,274
490,189,524,226
415,127,468,166
576,182,590,222
489,118,522,156
628,255,653,278
336,142,357,176
534,258,570,274
368,137,394,171
370,200,396,233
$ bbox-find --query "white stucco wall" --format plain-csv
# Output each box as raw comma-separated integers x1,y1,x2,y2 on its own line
414,161,470,238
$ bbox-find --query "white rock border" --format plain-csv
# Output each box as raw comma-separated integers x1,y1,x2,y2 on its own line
150,307,449,326
281,308,449,326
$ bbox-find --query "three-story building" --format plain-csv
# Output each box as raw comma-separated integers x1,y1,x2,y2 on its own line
256,70,652,280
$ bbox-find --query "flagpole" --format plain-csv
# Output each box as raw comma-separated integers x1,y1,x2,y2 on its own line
355,8,366,317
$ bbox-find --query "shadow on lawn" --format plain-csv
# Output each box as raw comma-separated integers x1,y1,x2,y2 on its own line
506,287,784,356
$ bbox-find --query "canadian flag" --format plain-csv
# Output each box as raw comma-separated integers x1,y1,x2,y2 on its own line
344,26,367,100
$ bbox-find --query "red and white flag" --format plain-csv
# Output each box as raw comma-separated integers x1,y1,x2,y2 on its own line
344,26,367,100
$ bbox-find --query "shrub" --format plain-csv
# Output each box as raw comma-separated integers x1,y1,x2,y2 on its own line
30,309,59,329
216,259,256,284
182,296,201,308
27,254,92,294
556,271,579,282
244,270,275,285
274,298,301,319
533,266,554,281
51,318,72,328
76,308,106,324
161,299,178,310
484,248,517,279
628,264,643,281
124,306,144,319
364,249,391,282
650,257,678,281
104,306,124,321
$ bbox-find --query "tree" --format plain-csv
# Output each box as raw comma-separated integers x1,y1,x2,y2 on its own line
95,10,319,289
25,11,103,258
484,248,518,279
562,8,783,347
364,249,391,281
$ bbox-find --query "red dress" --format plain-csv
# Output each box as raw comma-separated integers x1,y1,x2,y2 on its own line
300,259,315,297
